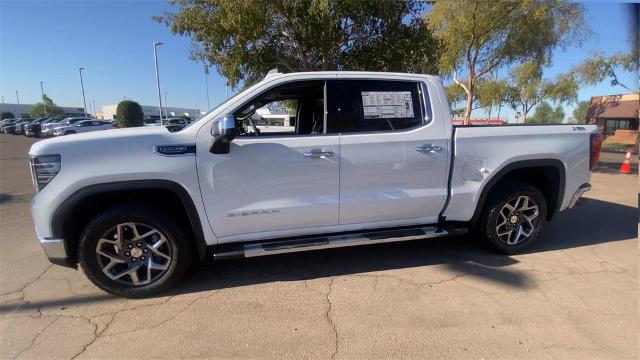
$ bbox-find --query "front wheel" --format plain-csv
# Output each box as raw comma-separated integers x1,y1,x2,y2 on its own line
79,203,192,298
478,184,547,254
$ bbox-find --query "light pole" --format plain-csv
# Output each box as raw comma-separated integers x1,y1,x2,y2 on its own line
15,90,20,118
204,70,210,109
93,99,97,119
153,41,164,124
40,82,48,117
79,68,88,118
164,91,168,118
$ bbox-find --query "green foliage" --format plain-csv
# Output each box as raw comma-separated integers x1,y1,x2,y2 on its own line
1,111,14,120
476,79,509,110
116,100,144,128
575,51,639,92
155,0,440,88
572,100,590,124
428,0,587,123
528,101,565,124
506,61,577,122
29,95,64,118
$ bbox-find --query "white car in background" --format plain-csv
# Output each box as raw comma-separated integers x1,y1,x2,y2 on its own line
53,120,115,136
41,117,89,137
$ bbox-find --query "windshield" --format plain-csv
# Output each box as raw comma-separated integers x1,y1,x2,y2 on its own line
178,87,247,130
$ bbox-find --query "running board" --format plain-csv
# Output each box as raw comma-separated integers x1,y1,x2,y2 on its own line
213,225,467,259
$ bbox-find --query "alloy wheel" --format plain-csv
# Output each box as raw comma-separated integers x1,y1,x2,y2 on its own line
95,222,173,286
495,195,540,245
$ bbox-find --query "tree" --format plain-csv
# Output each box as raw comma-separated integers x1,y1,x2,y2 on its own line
476,79,509,121
116,100,144,128
156,0,440,88
571,100,590,124
1,111,14,120
428,0,587,125
506,61,577,123
30,95,63,118
575,52,638,92
528,101,565,124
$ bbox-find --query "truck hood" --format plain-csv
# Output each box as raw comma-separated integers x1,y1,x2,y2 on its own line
29,126,171,156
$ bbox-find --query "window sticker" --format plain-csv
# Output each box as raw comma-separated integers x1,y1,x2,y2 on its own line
361,91,414,119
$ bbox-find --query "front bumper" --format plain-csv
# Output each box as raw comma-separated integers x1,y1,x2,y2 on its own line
37,231,75,268
567,183,591,209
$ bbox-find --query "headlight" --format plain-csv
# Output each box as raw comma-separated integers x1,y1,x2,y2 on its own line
29,155,61,192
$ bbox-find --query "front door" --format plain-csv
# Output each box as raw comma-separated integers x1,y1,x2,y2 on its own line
197,80,340,239
337,78,449,225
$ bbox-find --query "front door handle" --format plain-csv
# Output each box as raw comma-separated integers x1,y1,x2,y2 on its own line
303,149,335,158
416,144,443,153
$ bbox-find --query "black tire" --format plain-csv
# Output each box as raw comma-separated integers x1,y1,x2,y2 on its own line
477,183,547,254
78,203,192,298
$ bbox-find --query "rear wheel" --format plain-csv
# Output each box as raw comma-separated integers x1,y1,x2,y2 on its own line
79,203,192,298
478,184,547,254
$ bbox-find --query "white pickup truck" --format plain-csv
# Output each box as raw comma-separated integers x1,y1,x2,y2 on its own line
29,71,602,297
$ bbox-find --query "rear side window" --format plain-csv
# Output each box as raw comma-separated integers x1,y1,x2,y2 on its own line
339,80,424,133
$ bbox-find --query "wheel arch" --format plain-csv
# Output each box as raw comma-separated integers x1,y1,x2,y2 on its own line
470,159,566,227
52,180,207,265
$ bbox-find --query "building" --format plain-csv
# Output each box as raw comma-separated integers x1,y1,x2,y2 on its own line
101,104,201,121
254,108,293,126
588,93,639,145
0,103,86,118
451,118,507,126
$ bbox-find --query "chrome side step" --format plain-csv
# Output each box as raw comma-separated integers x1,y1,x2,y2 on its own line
213,225,466,259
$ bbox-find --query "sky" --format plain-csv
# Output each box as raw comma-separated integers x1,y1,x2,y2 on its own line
0,0,637,121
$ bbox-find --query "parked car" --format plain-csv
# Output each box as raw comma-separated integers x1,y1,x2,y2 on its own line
29,71,601,297
163,118,188,132
40,117,89,137
16,118,45,135
4,119,32,135
0,118,19,133
25,117,59,137
53,120,115,136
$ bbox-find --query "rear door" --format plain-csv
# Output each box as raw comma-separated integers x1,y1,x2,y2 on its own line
337,77,449,225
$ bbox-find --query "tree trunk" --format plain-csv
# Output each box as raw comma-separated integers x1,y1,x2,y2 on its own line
462,76,475,126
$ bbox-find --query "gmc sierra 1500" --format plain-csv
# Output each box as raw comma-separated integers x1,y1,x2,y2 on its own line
29,71,601,297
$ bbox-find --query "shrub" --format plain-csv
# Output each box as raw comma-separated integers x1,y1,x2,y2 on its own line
115,100,144,128
1,111,15,120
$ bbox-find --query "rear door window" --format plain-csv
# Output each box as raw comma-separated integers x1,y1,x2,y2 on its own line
338,80,424,133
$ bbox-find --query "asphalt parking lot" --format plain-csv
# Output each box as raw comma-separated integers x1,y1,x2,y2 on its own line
0,134,637,359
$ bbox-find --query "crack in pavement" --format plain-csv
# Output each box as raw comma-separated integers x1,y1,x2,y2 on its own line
11,317,58,359
325,278,338,360
1,264,53,298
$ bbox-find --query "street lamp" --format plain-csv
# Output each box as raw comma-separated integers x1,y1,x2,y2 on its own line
164,91,168,118
204,69,210,110
15,90,20,118
93,99,97,119
40,81,48,117
153,41,164,125
79,68,88,118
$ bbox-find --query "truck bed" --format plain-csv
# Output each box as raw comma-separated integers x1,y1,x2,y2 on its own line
442,124,599,222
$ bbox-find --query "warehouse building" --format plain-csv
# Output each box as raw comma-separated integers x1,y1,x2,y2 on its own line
0,103,86,118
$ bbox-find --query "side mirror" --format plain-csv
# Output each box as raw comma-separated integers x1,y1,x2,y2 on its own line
210,115,238,154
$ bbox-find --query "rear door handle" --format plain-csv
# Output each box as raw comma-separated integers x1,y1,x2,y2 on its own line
416,144,443,153
303,149,335,158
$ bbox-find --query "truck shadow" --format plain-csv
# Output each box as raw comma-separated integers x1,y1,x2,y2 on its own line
170,197,637,297
0,198,634,312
